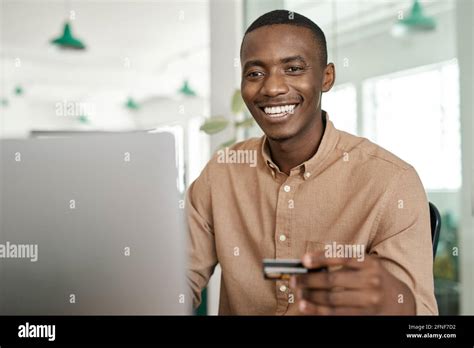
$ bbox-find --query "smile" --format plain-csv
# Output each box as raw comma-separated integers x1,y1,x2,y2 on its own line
259,103,299,119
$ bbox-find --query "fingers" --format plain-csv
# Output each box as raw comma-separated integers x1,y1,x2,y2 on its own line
302,252,368,270
298,299,365,316
300,289,383,308
301,252,348,270
298,299,331,315
294,253,387,315
291,269,375,290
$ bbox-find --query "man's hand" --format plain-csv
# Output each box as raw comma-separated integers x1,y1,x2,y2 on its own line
290,252,416,315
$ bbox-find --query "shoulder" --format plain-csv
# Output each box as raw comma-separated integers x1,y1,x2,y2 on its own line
335,129,413,174
332,128,425,200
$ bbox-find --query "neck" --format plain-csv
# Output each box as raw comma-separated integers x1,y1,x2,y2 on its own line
267,110,326,175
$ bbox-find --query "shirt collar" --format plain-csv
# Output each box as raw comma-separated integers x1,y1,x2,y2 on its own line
260,111,339,179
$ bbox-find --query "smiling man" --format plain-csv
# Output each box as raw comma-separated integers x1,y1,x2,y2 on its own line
186,10,438,315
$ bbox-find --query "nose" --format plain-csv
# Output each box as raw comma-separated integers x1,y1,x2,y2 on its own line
261,72,289,97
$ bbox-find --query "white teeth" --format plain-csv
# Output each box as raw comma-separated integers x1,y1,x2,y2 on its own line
263,104,297,115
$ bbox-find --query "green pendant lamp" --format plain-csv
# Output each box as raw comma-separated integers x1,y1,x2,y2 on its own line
125,97,140,110
178,80,196,97
393,0,436,36
77,115,90,124
14,85,24,96
51,22,86,50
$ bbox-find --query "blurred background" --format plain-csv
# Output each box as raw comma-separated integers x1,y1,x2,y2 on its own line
1,0,472,315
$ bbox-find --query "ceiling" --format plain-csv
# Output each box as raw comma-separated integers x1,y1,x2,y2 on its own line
285,0,454,45
0,0,210,98
0,0,456,100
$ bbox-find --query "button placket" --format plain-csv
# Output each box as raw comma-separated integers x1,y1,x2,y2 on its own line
275,179,296,258
274,178,298,314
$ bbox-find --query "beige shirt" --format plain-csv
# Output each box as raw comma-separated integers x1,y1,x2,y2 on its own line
186,113,438,315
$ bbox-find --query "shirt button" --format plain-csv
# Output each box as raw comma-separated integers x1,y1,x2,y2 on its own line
279,234,287,242
304,172,311,179
283,185,291,192
279,285,287,292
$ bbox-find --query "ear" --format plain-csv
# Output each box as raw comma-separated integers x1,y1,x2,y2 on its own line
322,63,336,93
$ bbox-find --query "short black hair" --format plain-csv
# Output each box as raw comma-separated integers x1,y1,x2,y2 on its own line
241,9,328,67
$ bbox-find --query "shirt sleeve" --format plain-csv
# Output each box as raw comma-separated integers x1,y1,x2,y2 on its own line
185,162,218,309
369,166,439,315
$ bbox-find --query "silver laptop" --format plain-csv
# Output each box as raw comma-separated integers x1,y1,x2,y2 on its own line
0,132,190,315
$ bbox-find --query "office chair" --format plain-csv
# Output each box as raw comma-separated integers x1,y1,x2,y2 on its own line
429,202,441,259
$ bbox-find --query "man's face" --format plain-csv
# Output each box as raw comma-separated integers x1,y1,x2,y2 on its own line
241,24,334,141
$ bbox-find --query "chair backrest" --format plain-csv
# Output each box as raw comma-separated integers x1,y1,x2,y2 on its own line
429,202,441,259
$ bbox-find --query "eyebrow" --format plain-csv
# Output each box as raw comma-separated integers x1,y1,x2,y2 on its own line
280,55,307,65
243,55,308,71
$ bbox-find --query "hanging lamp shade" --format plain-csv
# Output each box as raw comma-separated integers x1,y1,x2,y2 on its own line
393,0,436,36
14,86,24,96
178,80,196,96
77,115,90,124
125,97,140,110
51,22,86,50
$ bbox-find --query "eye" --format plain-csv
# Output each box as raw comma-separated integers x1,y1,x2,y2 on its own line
246,71,264,78
286,66,305,73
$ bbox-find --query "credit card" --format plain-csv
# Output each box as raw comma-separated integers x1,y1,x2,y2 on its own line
262,258,327,280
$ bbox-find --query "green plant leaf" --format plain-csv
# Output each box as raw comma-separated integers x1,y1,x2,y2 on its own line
235,117,254,128
219,137,237,149
231,89,245,115
200,116,229,134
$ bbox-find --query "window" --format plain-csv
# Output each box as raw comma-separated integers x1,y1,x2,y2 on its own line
323,83,358,135
363,60,461,190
